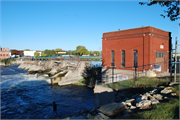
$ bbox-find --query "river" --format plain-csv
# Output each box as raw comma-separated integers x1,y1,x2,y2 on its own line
0,64,94,119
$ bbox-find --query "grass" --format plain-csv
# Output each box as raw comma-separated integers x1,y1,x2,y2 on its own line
122,84,179,119
103,76,179,94
73,78,86,86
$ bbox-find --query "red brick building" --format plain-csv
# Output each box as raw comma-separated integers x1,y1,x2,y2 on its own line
0,47,10,60
102,26,171,72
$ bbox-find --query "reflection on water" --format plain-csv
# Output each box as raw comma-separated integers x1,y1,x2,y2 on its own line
1,65,94,119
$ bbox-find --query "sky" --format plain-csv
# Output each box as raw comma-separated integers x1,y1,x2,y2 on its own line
1,0,180,52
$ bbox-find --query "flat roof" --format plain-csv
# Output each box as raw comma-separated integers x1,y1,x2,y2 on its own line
103,26,169,34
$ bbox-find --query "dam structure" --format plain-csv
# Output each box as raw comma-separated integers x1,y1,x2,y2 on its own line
18,60,88,86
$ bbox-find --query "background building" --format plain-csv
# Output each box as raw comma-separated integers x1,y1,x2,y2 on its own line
24,51,36,57
102,26,171,73
0,47,10,60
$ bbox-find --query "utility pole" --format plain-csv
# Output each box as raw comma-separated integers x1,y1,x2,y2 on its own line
99,47,101,56
174,37,177,82
170,38,172,82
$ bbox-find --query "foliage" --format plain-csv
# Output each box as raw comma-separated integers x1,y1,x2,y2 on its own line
1,59,11,65
66,50,77,55
44,49,56,56
41,52,47,57
73,79,86,86
55,48,63,52
139,1,180,22
34,52,40,57
11,49,24,55
79,48,90,55
76,45,86,52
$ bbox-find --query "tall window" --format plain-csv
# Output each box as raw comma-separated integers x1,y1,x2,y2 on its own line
121,50,125,67
133,50,138,67
111,50,115,66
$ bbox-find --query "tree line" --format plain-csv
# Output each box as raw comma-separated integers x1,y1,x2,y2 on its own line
11,46,101,57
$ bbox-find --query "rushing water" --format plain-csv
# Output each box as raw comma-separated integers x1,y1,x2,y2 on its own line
0,64,94,119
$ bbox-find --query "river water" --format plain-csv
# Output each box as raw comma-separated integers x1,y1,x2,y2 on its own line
0,64,94,119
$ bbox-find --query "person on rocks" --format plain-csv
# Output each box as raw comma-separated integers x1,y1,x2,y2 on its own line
53,101,58,118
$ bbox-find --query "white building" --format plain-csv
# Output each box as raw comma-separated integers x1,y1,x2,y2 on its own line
24,51,36,57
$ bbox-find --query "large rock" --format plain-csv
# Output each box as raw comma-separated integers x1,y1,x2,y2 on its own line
169,82,179,87
160,89,173,94
164,87,173,90
136,100,151,109
98,102,125,117
94,112,110,119
153,94,163,100
151,100,160,105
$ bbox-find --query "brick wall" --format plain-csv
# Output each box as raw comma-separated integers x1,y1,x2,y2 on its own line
102,26,170,72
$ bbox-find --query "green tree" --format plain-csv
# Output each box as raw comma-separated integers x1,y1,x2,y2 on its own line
94,51,100,56
44,49,50,56
76,45,85,52
34,52,40,57
139,1,179,22
55,48,63,52
50,50,56,56
79,48,89,55
41,53,47,57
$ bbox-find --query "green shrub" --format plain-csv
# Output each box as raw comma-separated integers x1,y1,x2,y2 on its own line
1,59,11,65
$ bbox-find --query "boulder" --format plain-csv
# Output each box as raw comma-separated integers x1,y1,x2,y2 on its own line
164,87,173,90
153,94,163,100
160,89,173,94
125,99,136,106
125,102,132,106
94,113,110,119
171,93,177,96
130,106,136,109
136,100,151,109
159,86,165,89
148,96,157,101
169,82,179,87
125,99,135,103
151,100,160,105
150,89,158,94
98,102,125,117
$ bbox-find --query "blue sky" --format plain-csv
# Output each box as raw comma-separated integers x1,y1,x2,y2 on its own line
1,0,179,52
